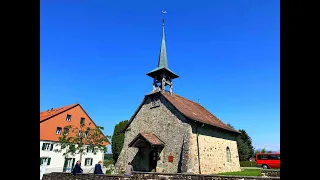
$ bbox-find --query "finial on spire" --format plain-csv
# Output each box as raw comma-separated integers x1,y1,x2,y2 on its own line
162,10,167,26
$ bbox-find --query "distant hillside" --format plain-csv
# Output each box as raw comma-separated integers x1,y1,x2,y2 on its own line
104,153,112,160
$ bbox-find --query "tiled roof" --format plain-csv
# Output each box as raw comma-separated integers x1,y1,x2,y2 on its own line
140,133,164,145
147,88,239,134
129,133,164,147
40,104,79,122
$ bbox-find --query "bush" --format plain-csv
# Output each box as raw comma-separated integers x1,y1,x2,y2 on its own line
240,161,257,167
103,159,114,167
105,169,112,175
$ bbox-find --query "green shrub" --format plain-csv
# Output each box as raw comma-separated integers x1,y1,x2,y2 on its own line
103,159,114,167
105,169,112,175
240,161,257,167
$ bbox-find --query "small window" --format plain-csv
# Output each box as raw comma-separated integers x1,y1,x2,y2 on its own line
56,127,62,135
40,157,51,166
42,143,54,151
84,158,93,166
258,154,280,160
226,147,231,162
80,118,85,126
84,130,89,138
66,114,72,122
87,146,93,153
63,127,69,135
258,154,269,160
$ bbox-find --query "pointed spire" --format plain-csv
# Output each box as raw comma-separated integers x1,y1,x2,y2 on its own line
158,10,168,68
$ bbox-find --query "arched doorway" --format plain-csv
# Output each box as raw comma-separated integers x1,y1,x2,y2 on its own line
149,150,158,172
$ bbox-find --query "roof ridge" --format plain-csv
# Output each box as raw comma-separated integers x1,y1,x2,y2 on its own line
40,103,79,113
40,103,79,122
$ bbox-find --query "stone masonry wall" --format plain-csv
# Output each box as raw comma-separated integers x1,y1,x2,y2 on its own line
43,172,280,180
115,94,192,173
188,125,241,174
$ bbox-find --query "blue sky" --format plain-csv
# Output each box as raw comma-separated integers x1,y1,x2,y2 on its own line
40,0,280,153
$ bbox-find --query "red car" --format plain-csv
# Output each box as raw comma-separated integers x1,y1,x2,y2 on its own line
256,152,280,169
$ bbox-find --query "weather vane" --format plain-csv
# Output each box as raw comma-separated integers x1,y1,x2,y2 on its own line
162,9,167,24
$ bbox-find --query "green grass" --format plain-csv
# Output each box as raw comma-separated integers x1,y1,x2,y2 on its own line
218,169,261,176
240,161,257,167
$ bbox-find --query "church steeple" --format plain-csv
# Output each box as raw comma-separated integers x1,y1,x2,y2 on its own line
158,15,168,68
146,10,179,95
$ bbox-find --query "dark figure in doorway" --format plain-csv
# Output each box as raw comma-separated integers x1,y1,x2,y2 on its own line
149,151,158,172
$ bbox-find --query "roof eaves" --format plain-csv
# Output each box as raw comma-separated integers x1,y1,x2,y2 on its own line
120,97,147,133
40,104,79,123
78,104,110,145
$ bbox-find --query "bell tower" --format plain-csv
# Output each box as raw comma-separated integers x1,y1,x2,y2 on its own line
146,10,179,95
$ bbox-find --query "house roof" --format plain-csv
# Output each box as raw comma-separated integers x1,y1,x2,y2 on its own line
160,90,239,134
128,133,164,147
40,104,79,122
122,89,240,134
40,103,110,144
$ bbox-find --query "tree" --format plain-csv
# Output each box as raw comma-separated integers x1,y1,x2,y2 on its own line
54,124,110,163
261,148,266,153
227,124,255,161
237,137,250,161
238,129,254,158
112,120,128,164
227,123,235,129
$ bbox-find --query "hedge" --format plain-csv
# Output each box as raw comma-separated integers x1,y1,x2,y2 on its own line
240,161,257,167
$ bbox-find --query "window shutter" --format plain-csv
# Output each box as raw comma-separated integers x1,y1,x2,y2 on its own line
42,143,46,150
50,144,54,151
72,158,75,167
47,158,51,165
87,146,89,153
91,158,93,165
40,158,43,165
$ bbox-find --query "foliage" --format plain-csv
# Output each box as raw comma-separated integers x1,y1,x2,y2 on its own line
267,150,273,153
227,123,235,129
105,169,112,175
103,159,114,167
218,169,261,176
54,124,110,160
237,137,250,161
111,120,129,164
238,129,254,159
240,161,257,167
226,124,255,161
104,153,113,160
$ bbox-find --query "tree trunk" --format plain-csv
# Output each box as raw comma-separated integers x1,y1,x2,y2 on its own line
80,150,83,165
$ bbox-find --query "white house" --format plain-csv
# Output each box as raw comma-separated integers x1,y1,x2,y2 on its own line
40,103,109,176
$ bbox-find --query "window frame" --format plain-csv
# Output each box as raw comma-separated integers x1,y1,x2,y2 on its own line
56,127,62,135
226,147,232,162
80,117,85,126
66,114,72,122
84,157,93,166
40,157,51,166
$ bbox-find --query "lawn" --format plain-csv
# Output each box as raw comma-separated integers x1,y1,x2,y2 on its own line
218,169,261,176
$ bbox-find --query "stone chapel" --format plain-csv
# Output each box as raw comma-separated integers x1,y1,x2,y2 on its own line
114,13,241,174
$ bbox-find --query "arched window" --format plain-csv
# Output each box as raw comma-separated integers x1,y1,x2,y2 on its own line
226,147,231,162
